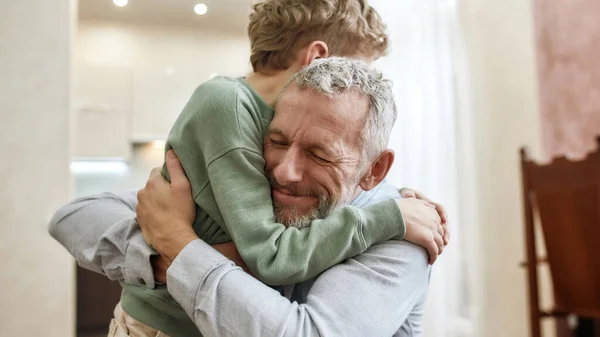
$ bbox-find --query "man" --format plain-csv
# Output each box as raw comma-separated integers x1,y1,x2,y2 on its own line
60,1,449,334
50,58,447,336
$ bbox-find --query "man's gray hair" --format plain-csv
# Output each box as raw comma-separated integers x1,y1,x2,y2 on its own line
287,57,397,161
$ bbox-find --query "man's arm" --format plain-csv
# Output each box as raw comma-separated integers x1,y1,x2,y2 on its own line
138,153,438,336
48,191,157,287
166,238,430,337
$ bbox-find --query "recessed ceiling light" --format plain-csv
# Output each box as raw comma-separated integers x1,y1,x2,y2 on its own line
113,0,128,7
194,3,208,15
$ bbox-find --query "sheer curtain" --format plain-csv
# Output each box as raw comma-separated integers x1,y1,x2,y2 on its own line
370,1,475,336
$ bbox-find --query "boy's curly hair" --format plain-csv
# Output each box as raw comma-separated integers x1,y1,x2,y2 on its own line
248,0,389,72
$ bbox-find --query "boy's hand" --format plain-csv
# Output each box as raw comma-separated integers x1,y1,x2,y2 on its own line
400,187,450,246
212,242,255,278
137,150,198,264
151,255,169,285
397,198,444,264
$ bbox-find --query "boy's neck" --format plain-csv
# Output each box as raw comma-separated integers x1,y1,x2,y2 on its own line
245,66,299,106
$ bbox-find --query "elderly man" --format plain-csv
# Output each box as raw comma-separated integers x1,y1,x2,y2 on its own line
50,58,447,336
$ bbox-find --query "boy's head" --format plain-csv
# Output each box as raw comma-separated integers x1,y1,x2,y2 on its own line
248,0,388,73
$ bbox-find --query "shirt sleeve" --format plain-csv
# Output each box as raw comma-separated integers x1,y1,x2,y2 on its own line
48,190,157,288
167,239,431,337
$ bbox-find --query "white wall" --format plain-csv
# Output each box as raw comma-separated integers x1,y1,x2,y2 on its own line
457,0,545,336
74,20,251,155
0,1,76,336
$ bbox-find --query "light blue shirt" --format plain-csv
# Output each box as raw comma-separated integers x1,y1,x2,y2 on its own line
49,182,431,336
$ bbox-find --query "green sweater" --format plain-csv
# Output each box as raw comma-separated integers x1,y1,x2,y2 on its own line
121,77,406,337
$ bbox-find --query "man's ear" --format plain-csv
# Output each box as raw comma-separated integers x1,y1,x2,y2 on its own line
359,150,395,191
301,41,329,66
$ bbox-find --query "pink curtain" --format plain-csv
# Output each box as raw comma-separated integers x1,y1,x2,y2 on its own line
534,0,600,158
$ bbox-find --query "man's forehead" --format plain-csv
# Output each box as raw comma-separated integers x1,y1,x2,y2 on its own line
271,86,367,158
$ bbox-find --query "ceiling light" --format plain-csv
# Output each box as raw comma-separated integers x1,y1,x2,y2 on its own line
113,0,128,7
194,3,208,15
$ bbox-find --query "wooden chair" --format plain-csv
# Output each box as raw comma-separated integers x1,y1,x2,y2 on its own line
520,137,600,337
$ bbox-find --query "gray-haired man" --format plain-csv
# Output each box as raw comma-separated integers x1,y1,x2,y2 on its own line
51,58,448,336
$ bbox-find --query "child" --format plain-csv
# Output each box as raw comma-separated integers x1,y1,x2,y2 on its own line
162,0,401,282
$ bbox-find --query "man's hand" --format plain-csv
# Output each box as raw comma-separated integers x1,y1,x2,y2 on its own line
400,188,450,246
397,198,444,264
137,150,198,264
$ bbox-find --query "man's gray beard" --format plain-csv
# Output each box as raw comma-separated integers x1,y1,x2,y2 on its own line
274,186,356,229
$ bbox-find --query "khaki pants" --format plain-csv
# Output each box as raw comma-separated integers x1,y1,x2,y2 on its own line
107,302,171,337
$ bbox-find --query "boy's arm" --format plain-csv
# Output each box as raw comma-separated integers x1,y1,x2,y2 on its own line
48,191,157,288
207,148,405,285
163,81,407,285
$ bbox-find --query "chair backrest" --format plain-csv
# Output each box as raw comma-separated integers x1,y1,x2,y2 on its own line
521,137,600,319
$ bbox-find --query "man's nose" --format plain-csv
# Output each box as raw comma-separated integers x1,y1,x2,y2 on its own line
272,149,303,186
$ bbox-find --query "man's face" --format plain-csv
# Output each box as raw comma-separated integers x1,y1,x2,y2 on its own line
264,84,369,228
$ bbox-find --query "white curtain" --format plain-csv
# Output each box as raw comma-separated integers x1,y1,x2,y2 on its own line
370,1,475,336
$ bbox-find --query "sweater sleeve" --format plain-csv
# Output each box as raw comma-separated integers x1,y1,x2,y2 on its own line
207,148,405,285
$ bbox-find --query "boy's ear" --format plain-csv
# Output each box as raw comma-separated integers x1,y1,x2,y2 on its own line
359,149,395,191
301,41,329,66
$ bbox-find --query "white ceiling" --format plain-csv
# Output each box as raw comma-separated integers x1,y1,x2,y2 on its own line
79,0,253,33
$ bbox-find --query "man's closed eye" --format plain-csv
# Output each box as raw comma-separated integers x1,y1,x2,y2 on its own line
308,151,332,164
269,138,288,147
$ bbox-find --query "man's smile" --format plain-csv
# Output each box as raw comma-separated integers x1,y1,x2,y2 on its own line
272,187,318,207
